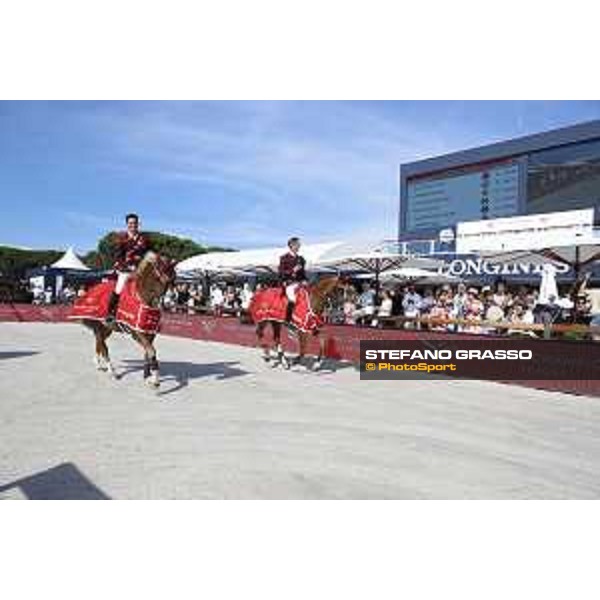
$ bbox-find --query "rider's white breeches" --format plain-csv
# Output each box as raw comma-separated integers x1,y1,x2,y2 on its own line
115,271,130,294
286,283,299,302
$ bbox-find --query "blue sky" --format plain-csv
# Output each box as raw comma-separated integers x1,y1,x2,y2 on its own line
1,100,599,251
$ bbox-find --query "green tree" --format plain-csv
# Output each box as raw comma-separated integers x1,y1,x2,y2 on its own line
0,246,63,281
84,231,234,269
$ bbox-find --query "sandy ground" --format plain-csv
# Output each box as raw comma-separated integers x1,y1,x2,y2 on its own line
1,322,600,499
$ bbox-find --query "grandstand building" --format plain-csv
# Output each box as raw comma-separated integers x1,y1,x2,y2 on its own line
399,120,600,248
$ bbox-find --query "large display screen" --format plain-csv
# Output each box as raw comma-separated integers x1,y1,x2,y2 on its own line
527,139,600,216
405,161,521,232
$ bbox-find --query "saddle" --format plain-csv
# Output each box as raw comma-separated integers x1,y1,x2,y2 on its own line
69,278,161,334
249,284,323,333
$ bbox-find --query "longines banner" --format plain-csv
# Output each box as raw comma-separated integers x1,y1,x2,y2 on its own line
360,339,600,381
438,258,571,278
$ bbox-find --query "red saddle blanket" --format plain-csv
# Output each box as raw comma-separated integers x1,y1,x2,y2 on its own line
249,285,323,333
68,279,161,334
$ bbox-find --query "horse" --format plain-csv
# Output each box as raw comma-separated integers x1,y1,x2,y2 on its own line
70,251,175,387
251,276,342,371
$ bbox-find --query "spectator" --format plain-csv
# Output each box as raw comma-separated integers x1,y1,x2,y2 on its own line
352,282,376,324
210,285,225,316
187,288,202,314
372,290,393,327
420,288,435,315
464,288,484,332
507,303,537,337
176,284,190,312
492,282,508,309
391,285,404,316
452,283,468,319
343,287,358,325
240,283,254,311
402,285,422,328
163,286,177,312
32,286,45,305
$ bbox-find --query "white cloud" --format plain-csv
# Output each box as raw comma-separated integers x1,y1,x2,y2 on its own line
79,102,463,245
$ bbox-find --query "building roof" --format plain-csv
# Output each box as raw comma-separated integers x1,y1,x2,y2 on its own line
401,119,600,179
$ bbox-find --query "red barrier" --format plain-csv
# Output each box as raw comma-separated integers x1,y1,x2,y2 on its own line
1,303,599,397
0,303,72,323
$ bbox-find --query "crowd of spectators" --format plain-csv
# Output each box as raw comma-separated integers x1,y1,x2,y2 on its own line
160,278,594,335
161,282,257,318
26,277,596,336
327,280,594,334
31,284,84,305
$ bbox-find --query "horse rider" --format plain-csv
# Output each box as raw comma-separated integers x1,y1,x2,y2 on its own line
105,213,150,324
279,236,307,324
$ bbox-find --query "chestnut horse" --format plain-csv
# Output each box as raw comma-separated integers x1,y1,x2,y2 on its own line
76,252,175,387
253,276,342,370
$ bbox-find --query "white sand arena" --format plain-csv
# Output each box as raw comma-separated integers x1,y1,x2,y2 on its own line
2,322,600,499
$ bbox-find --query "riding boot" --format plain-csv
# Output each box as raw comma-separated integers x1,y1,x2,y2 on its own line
285,301,295,324
105,292,120,324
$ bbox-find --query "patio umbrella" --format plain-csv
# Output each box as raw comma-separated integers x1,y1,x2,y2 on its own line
538,263,559,304
380,267,459,285
480,244,600,275
316,241,442,293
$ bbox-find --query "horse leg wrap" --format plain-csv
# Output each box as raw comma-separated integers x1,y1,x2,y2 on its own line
106,292,120,320
285,302,295,323
143,362,152,379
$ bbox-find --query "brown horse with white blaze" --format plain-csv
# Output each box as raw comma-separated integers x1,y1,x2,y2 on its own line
252,276,343,370
73,251,175,387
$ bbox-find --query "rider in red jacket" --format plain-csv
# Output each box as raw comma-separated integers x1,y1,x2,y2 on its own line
106,213,150,323
278,237,306,324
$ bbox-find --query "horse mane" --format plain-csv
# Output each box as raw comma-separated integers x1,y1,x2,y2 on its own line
137,251,157,276
135,252,161,305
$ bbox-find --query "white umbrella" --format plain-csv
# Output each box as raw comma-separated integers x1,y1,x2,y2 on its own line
317,241,444,290
480,244,600,272
380,267,459,284
538,263,559,304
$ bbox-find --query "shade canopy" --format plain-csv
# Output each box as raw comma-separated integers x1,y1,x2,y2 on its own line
316,241,442,273
480,244,600,269
176,242,342,275
380,267,459,284
176,239,445,285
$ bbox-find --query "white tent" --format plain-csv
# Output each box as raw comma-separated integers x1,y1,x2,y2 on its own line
51,247,90,271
